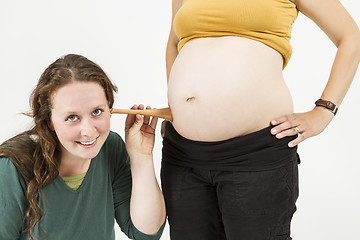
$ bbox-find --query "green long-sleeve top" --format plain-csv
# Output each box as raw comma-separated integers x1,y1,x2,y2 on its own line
0,131,165,240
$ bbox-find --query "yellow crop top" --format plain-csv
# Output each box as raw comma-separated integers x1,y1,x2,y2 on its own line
173,0,299,68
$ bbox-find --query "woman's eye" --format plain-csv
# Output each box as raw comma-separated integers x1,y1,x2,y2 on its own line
66,115,78,122
92,109,103,116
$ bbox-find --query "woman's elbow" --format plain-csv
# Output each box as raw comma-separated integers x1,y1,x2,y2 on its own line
338,28,360,62
355,31,360,62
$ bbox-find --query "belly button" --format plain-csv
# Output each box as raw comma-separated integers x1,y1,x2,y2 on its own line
186,97,196,102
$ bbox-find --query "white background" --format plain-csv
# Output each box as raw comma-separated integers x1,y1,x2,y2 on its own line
0,1,359,239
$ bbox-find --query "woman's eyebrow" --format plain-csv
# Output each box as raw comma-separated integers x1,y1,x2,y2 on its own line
93,104,107,109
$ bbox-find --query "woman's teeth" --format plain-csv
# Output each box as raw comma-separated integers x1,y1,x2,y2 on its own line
80,139,96,145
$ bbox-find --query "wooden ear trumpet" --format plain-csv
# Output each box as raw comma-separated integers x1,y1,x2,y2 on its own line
110,107,173,122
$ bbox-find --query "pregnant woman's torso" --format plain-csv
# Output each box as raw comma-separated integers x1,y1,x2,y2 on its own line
168,36,294,141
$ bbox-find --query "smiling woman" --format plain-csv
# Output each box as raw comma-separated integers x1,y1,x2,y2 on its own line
0,54,166,240
50,82,111,176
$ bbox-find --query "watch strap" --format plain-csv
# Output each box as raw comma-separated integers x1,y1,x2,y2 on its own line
315,99,338,116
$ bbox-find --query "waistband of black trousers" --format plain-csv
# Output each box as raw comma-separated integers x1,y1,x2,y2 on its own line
162,121,299,171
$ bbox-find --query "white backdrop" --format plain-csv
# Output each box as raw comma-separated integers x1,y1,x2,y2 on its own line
0,1,359,239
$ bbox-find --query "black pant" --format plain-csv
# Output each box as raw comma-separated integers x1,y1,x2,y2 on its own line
161,159,298,240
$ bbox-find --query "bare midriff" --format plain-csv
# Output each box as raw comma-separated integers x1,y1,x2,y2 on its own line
168,36,294,141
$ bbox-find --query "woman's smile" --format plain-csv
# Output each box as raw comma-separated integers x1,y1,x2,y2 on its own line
77,137,99,147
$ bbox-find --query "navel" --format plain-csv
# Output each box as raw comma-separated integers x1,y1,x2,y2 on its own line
186,96,196,102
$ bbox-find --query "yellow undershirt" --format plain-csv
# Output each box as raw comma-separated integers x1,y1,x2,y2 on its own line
61,172,87,190
173,0,298,68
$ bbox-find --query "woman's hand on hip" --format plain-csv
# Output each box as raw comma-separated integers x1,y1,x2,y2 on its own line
125,104,158,156
270,107,334,147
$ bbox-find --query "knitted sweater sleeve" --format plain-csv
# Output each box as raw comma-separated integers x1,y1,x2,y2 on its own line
110,132,164,240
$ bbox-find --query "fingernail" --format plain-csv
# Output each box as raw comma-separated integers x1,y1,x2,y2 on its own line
272,120,277,124
271,128,277,134
288,143,294,147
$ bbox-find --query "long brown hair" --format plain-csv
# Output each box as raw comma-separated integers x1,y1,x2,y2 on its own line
0,54,118,239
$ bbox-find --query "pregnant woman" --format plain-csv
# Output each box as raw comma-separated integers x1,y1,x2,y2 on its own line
161,0,360,239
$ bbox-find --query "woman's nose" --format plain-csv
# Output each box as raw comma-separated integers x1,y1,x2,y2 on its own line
80,118,96,137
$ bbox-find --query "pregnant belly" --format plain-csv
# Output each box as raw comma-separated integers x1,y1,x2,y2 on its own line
167,37,294,141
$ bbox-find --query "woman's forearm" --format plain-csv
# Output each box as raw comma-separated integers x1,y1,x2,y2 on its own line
320,33,360,106
129,153,166,235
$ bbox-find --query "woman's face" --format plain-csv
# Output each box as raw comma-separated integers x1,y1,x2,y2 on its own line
50,81,111,163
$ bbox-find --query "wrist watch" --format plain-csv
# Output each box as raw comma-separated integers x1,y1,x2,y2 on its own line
315,99,338,116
